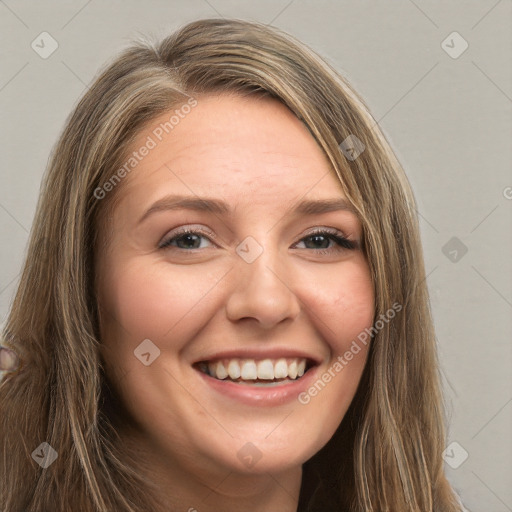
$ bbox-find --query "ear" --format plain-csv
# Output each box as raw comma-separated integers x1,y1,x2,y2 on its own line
0,346,19,372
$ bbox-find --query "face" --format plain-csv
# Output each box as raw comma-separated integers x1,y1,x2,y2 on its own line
95,93,374,484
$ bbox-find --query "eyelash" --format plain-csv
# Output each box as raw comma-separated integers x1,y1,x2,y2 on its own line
158,227,357,254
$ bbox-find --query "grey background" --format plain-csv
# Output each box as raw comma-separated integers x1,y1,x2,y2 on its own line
1,1,511,510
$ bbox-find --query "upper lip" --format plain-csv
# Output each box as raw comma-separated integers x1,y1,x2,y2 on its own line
193,348,323,366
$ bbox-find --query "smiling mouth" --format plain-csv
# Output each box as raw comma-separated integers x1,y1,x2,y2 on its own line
194,357,316,386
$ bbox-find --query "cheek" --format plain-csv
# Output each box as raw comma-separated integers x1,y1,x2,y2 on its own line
100,259,226,349
300,257,374,354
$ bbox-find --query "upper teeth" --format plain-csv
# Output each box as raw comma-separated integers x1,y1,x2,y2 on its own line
204,358,307,381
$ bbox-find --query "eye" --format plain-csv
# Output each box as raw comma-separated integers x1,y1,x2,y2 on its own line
159,228,214,250
294,228,357,253
158,227,358,253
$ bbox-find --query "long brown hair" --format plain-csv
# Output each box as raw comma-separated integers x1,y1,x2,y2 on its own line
1,18,462,511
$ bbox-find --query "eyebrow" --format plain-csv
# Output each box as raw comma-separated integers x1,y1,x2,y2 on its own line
138,194,358,224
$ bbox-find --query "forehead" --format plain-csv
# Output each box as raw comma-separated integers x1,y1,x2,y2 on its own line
114,93,346,211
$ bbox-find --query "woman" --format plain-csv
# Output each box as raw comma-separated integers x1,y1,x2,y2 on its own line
0,18,463,511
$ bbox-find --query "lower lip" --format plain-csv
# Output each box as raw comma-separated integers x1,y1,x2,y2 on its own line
195,365,320,407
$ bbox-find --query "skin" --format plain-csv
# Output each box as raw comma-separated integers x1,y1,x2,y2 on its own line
0,347,19,372
95,93,375,512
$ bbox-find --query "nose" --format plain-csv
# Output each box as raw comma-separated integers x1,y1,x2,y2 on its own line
225,245,301,330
